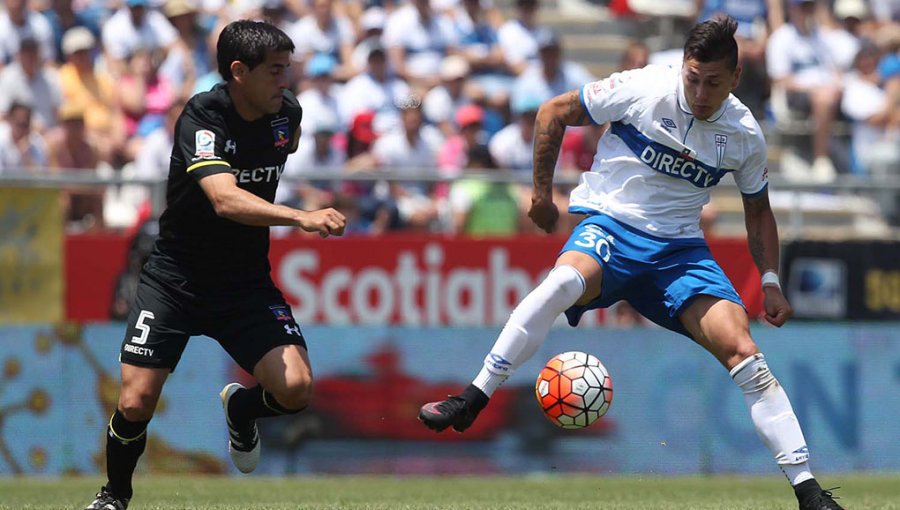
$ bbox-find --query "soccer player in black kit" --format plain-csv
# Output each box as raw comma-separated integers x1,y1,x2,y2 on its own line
84,20,346,510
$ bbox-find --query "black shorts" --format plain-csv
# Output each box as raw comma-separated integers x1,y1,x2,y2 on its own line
120,267,307,374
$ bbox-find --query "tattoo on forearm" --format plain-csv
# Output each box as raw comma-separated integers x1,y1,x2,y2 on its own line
533,91,586,195
744,194,777,272
533,117,562,194
748,229,768,271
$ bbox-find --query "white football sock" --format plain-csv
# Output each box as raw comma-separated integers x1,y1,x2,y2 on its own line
730,353,814,486
473,265,586,397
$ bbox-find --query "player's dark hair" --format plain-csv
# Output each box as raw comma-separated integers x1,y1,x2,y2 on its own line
683,15,739,71
216,20,294,81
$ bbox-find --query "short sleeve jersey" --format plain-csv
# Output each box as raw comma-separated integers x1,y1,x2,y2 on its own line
571,64,768,238
148,83,302,288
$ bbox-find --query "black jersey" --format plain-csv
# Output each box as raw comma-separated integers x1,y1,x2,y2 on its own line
146,83,302,289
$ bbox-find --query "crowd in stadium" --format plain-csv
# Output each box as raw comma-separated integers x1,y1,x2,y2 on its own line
0,0,898,234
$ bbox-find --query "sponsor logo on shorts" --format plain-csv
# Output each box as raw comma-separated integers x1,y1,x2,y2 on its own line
269,305,292,321
124,344,155,357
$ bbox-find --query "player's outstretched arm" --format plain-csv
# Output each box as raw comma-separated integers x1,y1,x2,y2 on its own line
198,172,346,237
742,191,793,326
529,89,593,233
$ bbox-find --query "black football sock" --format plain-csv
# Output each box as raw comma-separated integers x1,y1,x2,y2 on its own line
228,384,301,426
106,409,149,500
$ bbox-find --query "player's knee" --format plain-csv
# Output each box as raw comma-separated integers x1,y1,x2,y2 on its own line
534,265,586,311
270,374,313,411
729,343,760,370
117,391,158,421
715,329,758,370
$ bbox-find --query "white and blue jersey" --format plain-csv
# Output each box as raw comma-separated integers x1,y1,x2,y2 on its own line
571,64,768,239
562,65,767,335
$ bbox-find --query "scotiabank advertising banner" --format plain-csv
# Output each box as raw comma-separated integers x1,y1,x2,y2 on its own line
67,234,763,324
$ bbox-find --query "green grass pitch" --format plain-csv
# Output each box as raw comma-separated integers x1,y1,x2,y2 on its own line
1,474,898,509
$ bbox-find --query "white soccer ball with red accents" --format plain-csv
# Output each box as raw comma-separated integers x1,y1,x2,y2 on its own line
535,351,613,429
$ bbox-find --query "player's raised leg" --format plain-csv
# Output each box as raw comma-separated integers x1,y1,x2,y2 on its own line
221,344,311,472
419,250,602,432
680,296,844,510
85,364,168,510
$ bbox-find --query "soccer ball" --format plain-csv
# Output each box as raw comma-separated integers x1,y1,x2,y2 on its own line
535,351,613,429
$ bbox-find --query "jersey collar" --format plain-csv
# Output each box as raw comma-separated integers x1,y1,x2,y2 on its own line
676,69,729,123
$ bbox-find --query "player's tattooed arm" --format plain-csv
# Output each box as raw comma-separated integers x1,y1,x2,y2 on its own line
742,191,780,275
532,89,591,200
744,188,793,326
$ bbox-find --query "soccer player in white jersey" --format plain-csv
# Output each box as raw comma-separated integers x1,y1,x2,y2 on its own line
419,16,845,510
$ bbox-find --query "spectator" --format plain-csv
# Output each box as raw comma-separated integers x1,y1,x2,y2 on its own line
279,111,346,210
869,0,900,23
159,0,211,100
297,53,343,139
259,0,301,34
190,32,222,95
344,108,398,233
0,102,48,173
41,0,102,65
340,45,410,130
767,0,842,182
350,7,387,74
558,123,604,173
453,0,512,91
58,26,126,163
287,0,356,81
497,0,543,76
0,37,62,132
449,144,521,236
822,0,869,72
841,44,900,180
46,102,99,171
618,40,649,71
134,98,183,183
382,0,459,87
345,109,379,170
45,102,105,230
101,0,178,76
438,103,487,174
0,0,56,65
423,55,473,138
512,29,594,104
119,47,176,145
488,92,542,172
372,96,445,230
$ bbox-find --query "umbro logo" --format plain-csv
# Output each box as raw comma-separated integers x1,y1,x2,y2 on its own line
661,118,677,132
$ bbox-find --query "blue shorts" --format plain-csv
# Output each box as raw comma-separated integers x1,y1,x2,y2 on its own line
560,213,744,337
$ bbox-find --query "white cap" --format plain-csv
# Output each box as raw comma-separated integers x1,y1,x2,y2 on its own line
360,7,386,31
439,55,470,81
834,0,868,19
62,27,96,56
